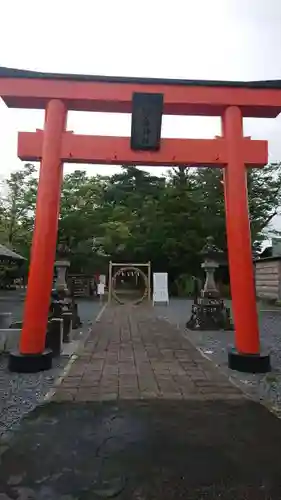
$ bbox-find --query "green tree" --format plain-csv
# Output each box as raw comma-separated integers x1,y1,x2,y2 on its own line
247,162,281,248
187,163,281,253
1,161,280,286
58,170,110,273
96,166,166,263
0,163,37,256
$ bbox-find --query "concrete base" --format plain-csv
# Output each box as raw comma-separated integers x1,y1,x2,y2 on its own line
8,349,53,373
228,348,271,374
0,312,12,329
0,329,21,353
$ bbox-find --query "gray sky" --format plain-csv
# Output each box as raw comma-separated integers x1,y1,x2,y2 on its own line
0,0,281,233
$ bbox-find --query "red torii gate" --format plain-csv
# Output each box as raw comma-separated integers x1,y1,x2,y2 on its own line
0,67,279,373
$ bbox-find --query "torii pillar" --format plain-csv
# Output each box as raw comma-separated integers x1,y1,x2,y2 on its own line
9,104,270,374
9,99,67,372
222,106,269,372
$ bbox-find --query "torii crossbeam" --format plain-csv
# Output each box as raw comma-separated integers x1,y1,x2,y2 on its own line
1,67,279,374
18,130,266,167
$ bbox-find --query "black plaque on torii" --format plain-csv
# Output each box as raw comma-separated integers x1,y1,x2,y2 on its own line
130,92,164,151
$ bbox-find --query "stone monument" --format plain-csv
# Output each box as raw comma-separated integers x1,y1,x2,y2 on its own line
186,236,233,330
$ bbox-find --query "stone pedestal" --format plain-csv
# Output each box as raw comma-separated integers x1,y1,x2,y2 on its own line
187,296,233,331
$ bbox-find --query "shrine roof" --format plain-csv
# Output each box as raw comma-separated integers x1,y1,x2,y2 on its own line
0,244,25,261
0,66,281,88
1,67,281,117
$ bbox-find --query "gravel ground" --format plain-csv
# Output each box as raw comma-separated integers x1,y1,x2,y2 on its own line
155,298,281,413
0,356,67,439
0,297,103,439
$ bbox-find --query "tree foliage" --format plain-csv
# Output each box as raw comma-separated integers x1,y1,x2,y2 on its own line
0,163,37,256
1,162,281,285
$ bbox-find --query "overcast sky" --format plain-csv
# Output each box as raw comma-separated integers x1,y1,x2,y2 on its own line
0,0,281,232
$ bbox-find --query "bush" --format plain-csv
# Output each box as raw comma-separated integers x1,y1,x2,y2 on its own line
219,283,231,298
174,274,194,297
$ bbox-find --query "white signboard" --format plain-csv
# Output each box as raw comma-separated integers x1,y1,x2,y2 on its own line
272,238,281,257
97,283,105,295
99,274,106,285
153,272,169,305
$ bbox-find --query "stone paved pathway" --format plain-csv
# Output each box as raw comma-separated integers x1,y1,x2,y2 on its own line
2,305,281,498
53,304,243,402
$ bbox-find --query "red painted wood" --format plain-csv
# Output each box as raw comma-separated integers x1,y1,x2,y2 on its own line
20,100,67,354
0,77,281,117
18,132,267,167
223,106,260,354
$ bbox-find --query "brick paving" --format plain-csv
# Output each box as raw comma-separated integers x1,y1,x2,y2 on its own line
156,299,281,410
53,304,243,402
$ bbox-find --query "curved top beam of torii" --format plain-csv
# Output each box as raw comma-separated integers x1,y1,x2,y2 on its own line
0,66,281,117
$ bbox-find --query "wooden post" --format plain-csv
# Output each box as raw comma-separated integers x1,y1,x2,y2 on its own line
108,261,112,303
223,106,259,354
9,99,67,372
147,261,151,302
223,106,270,372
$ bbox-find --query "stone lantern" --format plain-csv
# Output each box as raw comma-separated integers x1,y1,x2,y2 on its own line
200,236,223,298
54,242,71,292
49,242,81,345
186,236,233,330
